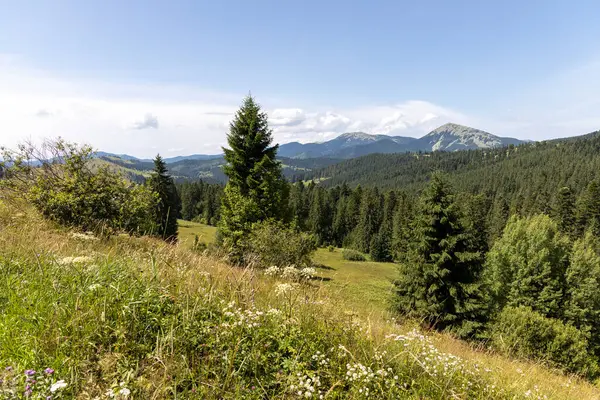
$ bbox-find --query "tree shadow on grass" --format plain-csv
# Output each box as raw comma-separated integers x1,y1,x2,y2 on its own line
313,262,335,271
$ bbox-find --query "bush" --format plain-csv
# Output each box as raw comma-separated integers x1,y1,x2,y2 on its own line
327,245,335,252
485,214,570,318
342,249,367,261
246,220,317,268
1,139,158,236
489,306,598,378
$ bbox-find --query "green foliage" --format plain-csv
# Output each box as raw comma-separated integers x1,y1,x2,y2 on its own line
490,306,598,378
306,131,600,212
555,186,576,237
369,231,392,262
307,186,331,245
485,214,570,318
354,187,382,253
148,154,179,241
395,173,486,335
342,248,367,261
564,231,600,355
218,96,289,261
576,180,600,236
177,180,222,225
246,220,317,268
3,140,157,235
217,184,261,263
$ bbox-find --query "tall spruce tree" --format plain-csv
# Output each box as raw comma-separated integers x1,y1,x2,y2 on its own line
392,191,413,262
577,180,600,237
354,187,382,253
395,173,486,335
555,186,576,238
218,96,288,261
148,154,179,241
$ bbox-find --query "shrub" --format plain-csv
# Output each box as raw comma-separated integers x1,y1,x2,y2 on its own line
485,214,570,318
342,249,367,261
327,245,335,252
1,139,158,236
489,306,598,378
246,220,317,268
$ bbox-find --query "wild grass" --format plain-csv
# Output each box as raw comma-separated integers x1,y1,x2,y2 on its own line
177,219,218,245
0,206,598,399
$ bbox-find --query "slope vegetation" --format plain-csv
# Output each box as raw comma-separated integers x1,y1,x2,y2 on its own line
306,131,600,199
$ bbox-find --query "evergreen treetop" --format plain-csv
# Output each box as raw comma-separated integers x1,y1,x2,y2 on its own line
222,95,279,196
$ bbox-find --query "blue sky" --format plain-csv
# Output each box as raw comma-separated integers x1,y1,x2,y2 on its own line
1,0,600,156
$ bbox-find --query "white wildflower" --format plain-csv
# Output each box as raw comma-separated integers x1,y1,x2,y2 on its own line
281,266,300,280
275,282,297,296
50,380,68,392
265,266,281,276
300,267,316,280
70,232,99,241
119,387,131,397
58,256,93,265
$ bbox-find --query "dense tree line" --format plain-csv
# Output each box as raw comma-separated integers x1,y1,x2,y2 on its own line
301,132,600,214
179,174,600,264
177,180,223,225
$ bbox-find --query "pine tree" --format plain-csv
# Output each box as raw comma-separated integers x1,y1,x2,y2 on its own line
489,195,509,245
555,186,576,238
395,174,486,335
392,191,413,262
289,182,308,230
462,193,491,254
148,154,179,241
218,96,288,260
370,191,395,261
354,187,381,253
308,187,331,245
565,231,600,355
576,180,600,237
332,195,349,247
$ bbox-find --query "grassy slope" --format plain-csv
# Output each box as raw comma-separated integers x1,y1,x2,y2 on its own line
173,221,600,399
0,209,598,398
178,219,218,245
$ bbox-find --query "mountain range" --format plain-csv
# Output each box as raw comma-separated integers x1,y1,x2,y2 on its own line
101,123,526,164
95,123,528,182
277,123,525,159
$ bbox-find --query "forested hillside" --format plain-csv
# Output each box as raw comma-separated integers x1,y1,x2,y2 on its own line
304,130,600,202
98,154,340,184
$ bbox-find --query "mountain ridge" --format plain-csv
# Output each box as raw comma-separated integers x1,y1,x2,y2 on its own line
97,123,527,163
277,123,526,159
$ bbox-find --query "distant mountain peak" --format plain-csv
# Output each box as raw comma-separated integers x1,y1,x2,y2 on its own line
425,123,495,138
422,123,522,151
337,132,378,141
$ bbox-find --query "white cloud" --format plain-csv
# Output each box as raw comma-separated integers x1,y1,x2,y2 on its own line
0,60,472,157
269,101,470,144
14,56,600,157
131,113,159,130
